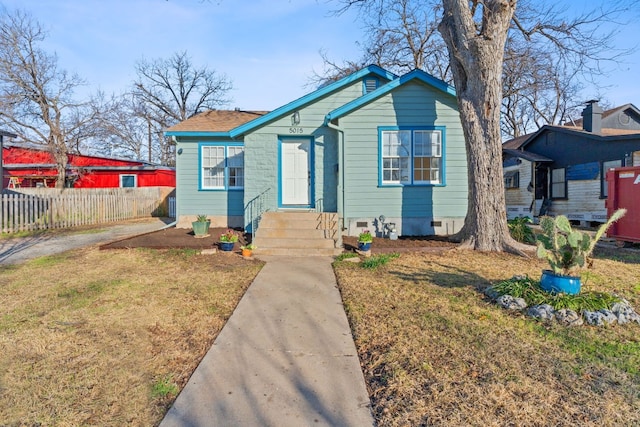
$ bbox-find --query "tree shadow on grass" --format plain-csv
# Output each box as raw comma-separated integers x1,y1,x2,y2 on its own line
592,245,640,265
387,262,492,291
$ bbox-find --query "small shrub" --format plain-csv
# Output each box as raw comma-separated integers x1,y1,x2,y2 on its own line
195,214,209,222
361,253,400,269
335,252,359,262
151,375,178,399
358,229,373,243
507,216,535,244
219,229,239,243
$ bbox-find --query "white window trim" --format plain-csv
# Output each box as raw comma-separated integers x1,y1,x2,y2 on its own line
379,127,444,186
119,174,137,188
200,144,244,191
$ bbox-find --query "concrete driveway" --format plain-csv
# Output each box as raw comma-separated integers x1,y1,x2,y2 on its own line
0,218,172,265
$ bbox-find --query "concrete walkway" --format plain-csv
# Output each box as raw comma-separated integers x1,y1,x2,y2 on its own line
160,256,374,427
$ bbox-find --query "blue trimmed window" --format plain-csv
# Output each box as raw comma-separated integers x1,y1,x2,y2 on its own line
380,128,443,185
201,145,244,190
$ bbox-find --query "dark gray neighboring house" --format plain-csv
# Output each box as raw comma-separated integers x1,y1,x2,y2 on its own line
502,101,640,223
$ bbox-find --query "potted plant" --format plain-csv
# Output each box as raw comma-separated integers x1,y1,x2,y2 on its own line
192,214,211,238
219,229,238,251
357,229,373,251
535,209,625,294
240,243,256,257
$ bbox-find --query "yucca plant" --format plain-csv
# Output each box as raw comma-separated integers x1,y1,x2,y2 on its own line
535,209,626,276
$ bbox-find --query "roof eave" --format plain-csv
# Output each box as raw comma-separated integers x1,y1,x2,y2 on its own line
229,65,398,138
324,69,456,125
165,131,233,138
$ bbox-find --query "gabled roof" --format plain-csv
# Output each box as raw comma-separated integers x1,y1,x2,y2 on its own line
502,124,640,152
502,133,530,150
166,109,268,134
228,65,398,138
165,65,398,138
568,103,640,127
324,69,456,125
502,148,553,163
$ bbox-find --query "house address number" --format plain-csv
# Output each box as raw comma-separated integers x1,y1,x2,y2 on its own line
289,127,304,134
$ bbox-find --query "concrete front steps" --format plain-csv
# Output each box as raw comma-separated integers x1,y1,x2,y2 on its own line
253,211,343,256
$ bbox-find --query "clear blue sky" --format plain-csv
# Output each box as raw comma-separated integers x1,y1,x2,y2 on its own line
1,0,639,112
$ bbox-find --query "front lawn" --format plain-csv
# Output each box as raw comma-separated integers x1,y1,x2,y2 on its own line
0,248,263,426
334,248,640,426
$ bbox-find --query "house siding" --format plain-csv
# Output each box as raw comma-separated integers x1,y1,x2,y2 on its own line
174,136,244,228
504,159,535,219
171,68,468,237
338,82,467,236
242,81,363,229
548,178,607,222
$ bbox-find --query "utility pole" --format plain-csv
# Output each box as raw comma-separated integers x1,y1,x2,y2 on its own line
148,119,152,163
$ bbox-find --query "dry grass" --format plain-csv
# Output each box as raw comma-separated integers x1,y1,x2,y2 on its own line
0,247,263,426
334,248,640,426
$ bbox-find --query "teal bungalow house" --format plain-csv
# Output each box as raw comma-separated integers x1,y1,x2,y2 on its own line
166,65,468,254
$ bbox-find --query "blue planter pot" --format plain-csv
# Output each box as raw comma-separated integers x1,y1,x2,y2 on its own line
219,241,235,252
358,242,371,251
540,270,581,295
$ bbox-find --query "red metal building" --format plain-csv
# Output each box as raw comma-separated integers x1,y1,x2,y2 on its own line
2,142,175,189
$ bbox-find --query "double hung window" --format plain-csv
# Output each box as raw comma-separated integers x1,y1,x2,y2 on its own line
550,168,566,199
201,145,244,190
381,128,443,185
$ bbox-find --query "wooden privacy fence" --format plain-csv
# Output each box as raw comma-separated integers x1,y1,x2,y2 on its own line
1,187,175,234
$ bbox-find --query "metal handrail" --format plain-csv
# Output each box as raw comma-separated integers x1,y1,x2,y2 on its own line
244,188,271,238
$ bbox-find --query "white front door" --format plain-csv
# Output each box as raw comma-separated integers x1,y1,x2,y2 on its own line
281,138,311,206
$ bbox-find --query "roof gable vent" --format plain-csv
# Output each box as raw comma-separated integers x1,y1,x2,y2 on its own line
363,77,379,94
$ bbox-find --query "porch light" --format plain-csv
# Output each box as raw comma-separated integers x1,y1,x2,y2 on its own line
291,111,300,125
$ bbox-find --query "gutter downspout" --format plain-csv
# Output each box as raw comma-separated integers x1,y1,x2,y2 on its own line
326,120,346,232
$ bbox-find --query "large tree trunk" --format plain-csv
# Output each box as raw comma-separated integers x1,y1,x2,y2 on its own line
438,0,527,252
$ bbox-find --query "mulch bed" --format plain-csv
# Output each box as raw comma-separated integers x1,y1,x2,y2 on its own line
100,227,250,251
342,235,457,253
101,226,458,253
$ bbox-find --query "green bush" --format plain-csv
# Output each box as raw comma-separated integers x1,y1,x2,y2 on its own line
361,253,400,269
507,216,535,244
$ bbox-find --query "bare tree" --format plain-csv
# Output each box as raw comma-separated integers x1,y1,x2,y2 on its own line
133,51,233,164
0,8,99,188
327,0,632,139
331,0,634,252
92,93,149,161
437,0,521,251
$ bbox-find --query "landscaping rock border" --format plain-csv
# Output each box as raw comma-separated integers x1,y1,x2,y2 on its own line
484,285,640,327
